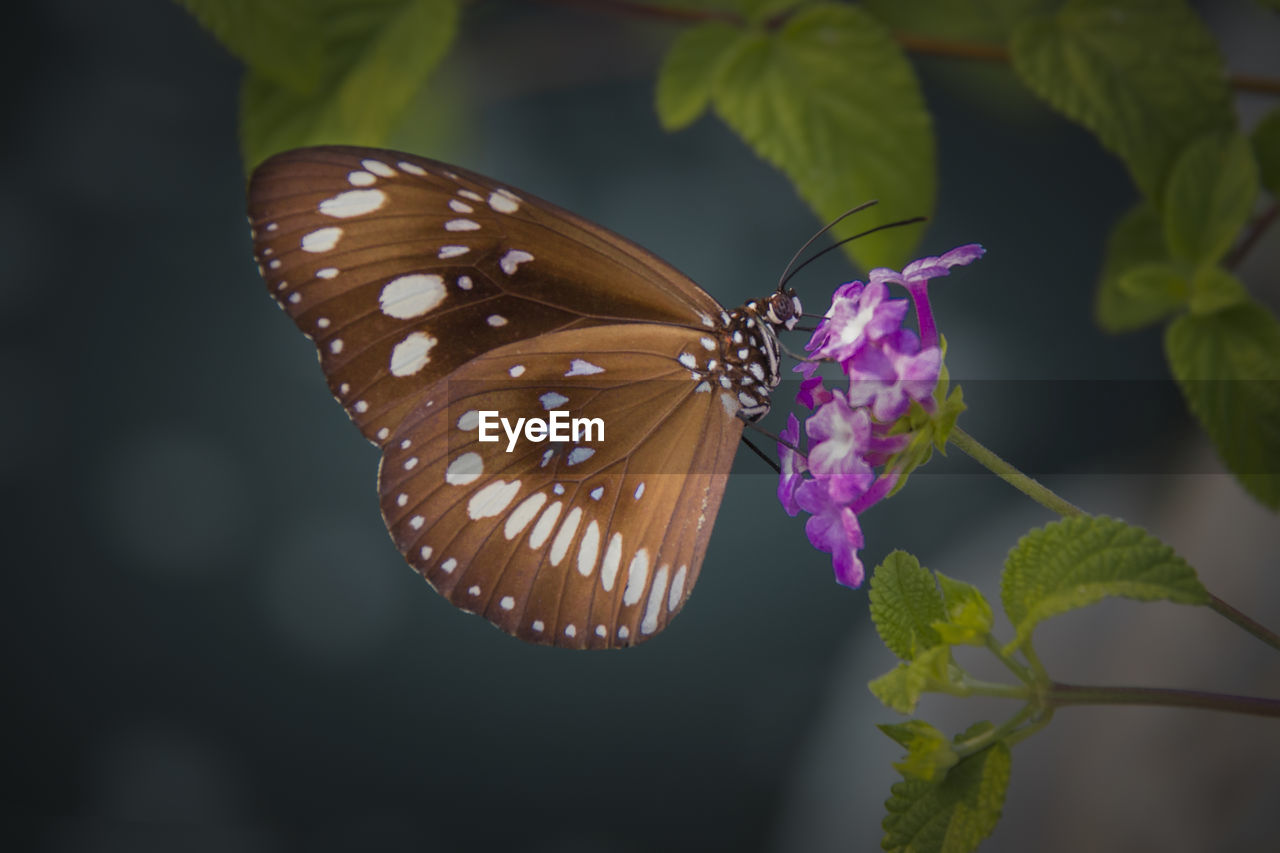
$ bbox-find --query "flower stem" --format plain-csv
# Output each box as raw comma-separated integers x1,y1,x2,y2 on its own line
948,426,1085,517
1047,682,1280,718
1208,593,1280,651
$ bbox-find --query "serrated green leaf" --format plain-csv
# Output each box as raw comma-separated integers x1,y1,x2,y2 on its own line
933,572,994,645
869,645,957,714
656,23,745,132
862,0,1051,42
879,720,959,782
1164,132,1259,265
1010,0,1234,202
1001,516,1209,652
870,551,947,660
175,0,326,93
1095,203,1181,332
240,0,459,171
1166,303,1280,509
882,742,1012,853
1189,266,1249,315
1251,108,1280,197
712,3,934,269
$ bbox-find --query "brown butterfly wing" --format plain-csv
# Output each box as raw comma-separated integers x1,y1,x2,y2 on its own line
247,146,727,446
376,324,744,648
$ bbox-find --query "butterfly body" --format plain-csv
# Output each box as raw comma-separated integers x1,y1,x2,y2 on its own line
248,146,800,647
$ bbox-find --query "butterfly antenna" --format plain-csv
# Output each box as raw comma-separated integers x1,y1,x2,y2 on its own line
778,215,928,292
776,201,879,293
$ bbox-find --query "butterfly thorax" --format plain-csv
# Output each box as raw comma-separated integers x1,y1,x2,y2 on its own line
682,290,802,424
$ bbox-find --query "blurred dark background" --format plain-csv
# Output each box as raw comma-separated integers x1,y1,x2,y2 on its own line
4,1,1279,851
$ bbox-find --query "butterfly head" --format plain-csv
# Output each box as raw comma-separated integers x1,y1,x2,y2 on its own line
764,288,803,331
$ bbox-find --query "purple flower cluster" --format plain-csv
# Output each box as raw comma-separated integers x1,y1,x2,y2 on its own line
779,244,984,588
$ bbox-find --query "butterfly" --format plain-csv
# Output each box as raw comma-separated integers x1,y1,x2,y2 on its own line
247,146,801,648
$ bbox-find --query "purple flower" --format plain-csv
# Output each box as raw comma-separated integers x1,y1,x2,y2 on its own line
777,413,806,517
795,478,866,588
797,375,833,411
845,329,942,421
779,244,983,591
806,392,875,503
870,244,985,348
806,281,908,367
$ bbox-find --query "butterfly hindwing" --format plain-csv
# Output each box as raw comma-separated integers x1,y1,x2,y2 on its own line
376,324,744,648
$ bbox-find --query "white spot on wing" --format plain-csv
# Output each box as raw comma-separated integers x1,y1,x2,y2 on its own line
566,447,595,466
678,353,697,369
505,493,547,540
380,274,446,319
487,315,508,327
642,564,670,635
319,188,387,218
565,359,604,377
458,189,484,202
389,331,437,376
301,227,342,253
347,170,376,186
445,452,483,486
529,501,563,549
441,558,457,573
532,620,545,633
449,199,474,213
361,159,396,177
601,533,623,592
420,545,433,561
700,337,716,351
720,392,739,415
445,218,480,231
398,161,427,176
329,339,343,354
438,245,469,259
565,624,577,638
409,515,424,530
509,365,525,377
488,189,520,214
549,506,582,566
578,520,600,577
500,249,534,274
457,275,473,290
316,267,338,279
668,565,688,612
589,486,604,501
499,595,515,611
634,482,645,500
622,549,650,606
540,392,568,410
457,410,479,430
468,479,521,520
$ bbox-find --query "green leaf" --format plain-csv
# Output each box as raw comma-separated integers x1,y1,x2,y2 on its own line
1010,0,1234,202
1251,108,1280,197
240,0,459,171
869,645,958,715
1095,202,1181,332
870,551,947,660
1001,516,1209,652
1189,266,1249,315
712,3,935,269
1163,132,1260,265
882,741,1012,853
656,23,745,132
861,0,1052,42
1166,303,1280,509
933,572,994,646
879,720,959,783
175,0,326,93
931,385,966,452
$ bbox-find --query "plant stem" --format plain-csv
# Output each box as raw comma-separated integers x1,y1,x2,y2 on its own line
1209,593,1280,651
1048,682,1280,718
532,2,1280,95
948,426,1085,518
985,634,1034,684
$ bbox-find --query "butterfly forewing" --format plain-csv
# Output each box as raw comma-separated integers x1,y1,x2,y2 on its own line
247,145,774,647
248,147,725,446
377,325,744,648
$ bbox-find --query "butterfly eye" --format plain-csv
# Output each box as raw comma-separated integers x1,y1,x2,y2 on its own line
249,145,791,648
765,290,800,329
